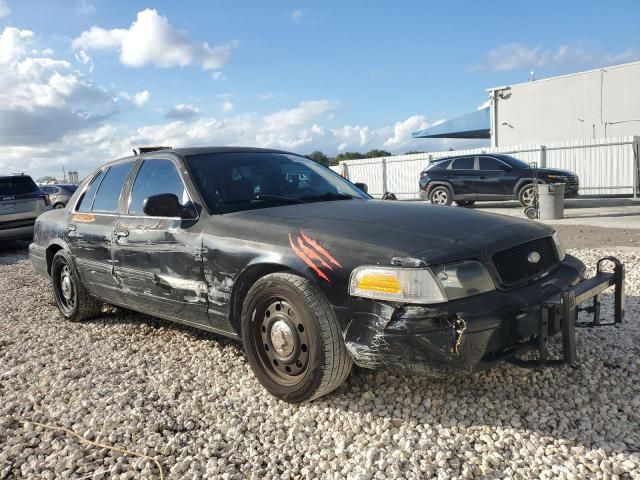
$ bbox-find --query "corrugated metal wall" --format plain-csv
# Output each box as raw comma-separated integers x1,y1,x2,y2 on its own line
338,136,639,199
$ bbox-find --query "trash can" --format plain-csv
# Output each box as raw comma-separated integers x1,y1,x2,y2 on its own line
538,183,565,220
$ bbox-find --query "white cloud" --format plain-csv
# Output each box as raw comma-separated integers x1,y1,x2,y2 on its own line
291,9,303,24
211,71,225,80
259,92,275,100
0,0,10,18
476,42,640,72
74,49,94,72
76,0,95,15
221,100,234,112
132,90,150,106
72,9,237,70
0,27,34,63
166,104,200,120
0,26,116,149
119,90,150,106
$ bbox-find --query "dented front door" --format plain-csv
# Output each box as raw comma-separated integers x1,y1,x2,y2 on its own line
111,215,210,327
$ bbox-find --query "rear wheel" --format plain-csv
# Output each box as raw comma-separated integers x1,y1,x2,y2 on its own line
429,186,453,206
455,200,475,207
51,250,102,322
518,184,535,207
241,272,352,402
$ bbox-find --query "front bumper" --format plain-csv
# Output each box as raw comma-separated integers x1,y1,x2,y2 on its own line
339,255,624,376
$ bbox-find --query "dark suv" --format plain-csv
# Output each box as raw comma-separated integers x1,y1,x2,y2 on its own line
419,154,579,207
1,175,51,242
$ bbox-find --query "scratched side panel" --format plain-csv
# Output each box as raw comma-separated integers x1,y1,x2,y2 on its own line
112,216,213,327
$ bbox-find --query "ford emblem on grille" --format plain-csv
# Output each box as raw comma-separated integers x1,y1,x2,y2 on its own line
527,251,541,264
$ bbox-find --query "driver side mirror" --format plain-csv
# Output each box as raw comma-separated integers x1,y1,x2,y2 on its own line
143,193,189,218
354,182,368,193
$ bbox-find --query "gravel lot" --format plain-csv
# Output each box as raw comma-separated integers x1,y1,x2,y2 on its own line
1,248,639,479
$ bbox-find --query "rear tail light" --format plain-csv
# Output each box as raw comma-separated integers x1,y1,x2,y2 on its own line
44,194,51,206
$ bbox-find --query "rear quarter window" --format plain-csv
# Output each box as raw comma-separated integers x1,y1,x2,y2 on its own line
0,176,39,195
92,161,134,213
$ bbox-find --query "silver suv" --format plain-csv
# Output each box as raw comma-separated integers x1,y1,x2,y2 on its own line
1,175,51,242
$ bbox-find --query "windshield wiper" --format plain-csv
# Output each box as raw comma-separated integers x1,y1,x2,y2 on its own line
252,194,306,204
299,192,357,202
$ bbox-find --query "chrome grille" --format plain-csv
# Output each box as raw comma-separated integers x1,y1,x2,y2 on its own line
492,237,559,286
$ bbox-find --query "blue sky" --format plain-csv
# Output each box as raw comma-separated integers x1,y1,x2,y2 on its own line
1,0,639,177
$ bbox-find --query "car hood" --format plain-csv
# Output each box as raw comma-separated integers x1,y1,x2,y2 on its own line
535,168,576,177
217,200,554,266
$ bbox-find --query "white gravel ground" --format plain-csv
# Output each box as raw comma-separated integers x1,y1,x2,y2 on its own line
0,248,639,479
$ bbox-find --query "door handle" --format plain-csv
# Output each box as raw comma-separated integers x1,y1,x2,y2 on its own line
114,229,129,238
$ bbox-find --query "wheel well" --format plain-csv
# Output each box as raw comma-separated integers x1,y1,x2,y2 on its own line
427,182,453,196
46,244,64,275
229,264,292,335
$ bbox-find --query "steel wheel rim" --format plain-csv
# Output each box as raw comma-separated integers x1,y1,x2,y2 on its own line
55,263,76,315
252,298,310,386
521,186,534,206
432,189,448,205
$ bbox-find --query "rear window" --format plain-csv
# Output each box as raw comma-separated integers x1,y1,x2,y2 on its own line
92,161,134,213
0,176,39,195
428,159,451,170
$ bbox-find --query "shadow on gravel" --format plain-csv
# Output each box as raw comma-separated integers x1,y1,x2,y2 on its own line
76,294,638,458
0,240,30,265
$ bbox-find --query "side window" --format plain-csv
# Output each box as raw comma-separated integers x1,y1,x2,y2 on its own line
128,159,188,216
76,169,107,212
479,156,504,170
430,159,451,170
92,161,134,213
452,157,475,170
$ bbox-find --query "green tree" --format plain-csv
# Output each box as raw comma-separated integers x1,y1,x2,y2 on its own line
364,149,392,158
307,150,331,166
335,151,365,162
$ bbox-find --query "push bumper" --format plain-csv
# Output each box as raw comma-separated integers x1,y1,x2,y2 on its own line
340,255,624,376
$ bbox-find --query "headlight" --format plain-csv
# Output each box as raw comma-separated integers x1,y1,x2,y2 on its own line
545,174,567,181
552,231,566,261
349,266,446,304
432,260,495,300
349,260,495,304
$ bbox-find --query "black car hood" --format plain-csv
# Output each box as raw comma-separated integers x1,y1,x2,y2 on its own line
534,168,575,176
218,200,553,266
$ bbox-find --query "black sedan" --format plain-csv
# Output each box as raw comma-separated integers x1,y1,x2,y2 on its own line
29,147,623,402
419,153,579,207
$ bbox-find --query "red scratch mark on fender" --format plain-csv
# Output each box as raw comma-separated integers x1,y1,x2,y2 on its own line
300,231,342,268
289,233,330,281
289,231,342,281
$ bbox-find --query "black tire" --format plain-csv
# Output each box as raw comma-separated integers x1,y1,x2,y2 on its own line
51,250,102,322
53,203,65,209
518,184,535,207
241,272,352,402
455,200,475,207
429,185,453,206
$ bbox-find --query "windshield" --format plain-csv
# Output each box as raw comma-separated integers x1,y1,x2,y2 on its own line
185,152,370,213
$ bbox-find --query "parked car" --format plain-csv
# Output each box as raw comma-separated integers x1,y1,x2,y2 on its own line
29,147,623,402
1,174,51,242
40,184,79,209
419,154,579,207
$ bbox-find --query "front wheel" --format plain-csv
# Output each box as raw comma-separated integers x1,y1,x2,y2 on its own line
518,184,536,207
429,186,453,206
241,272,352,402
51,250,102,322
